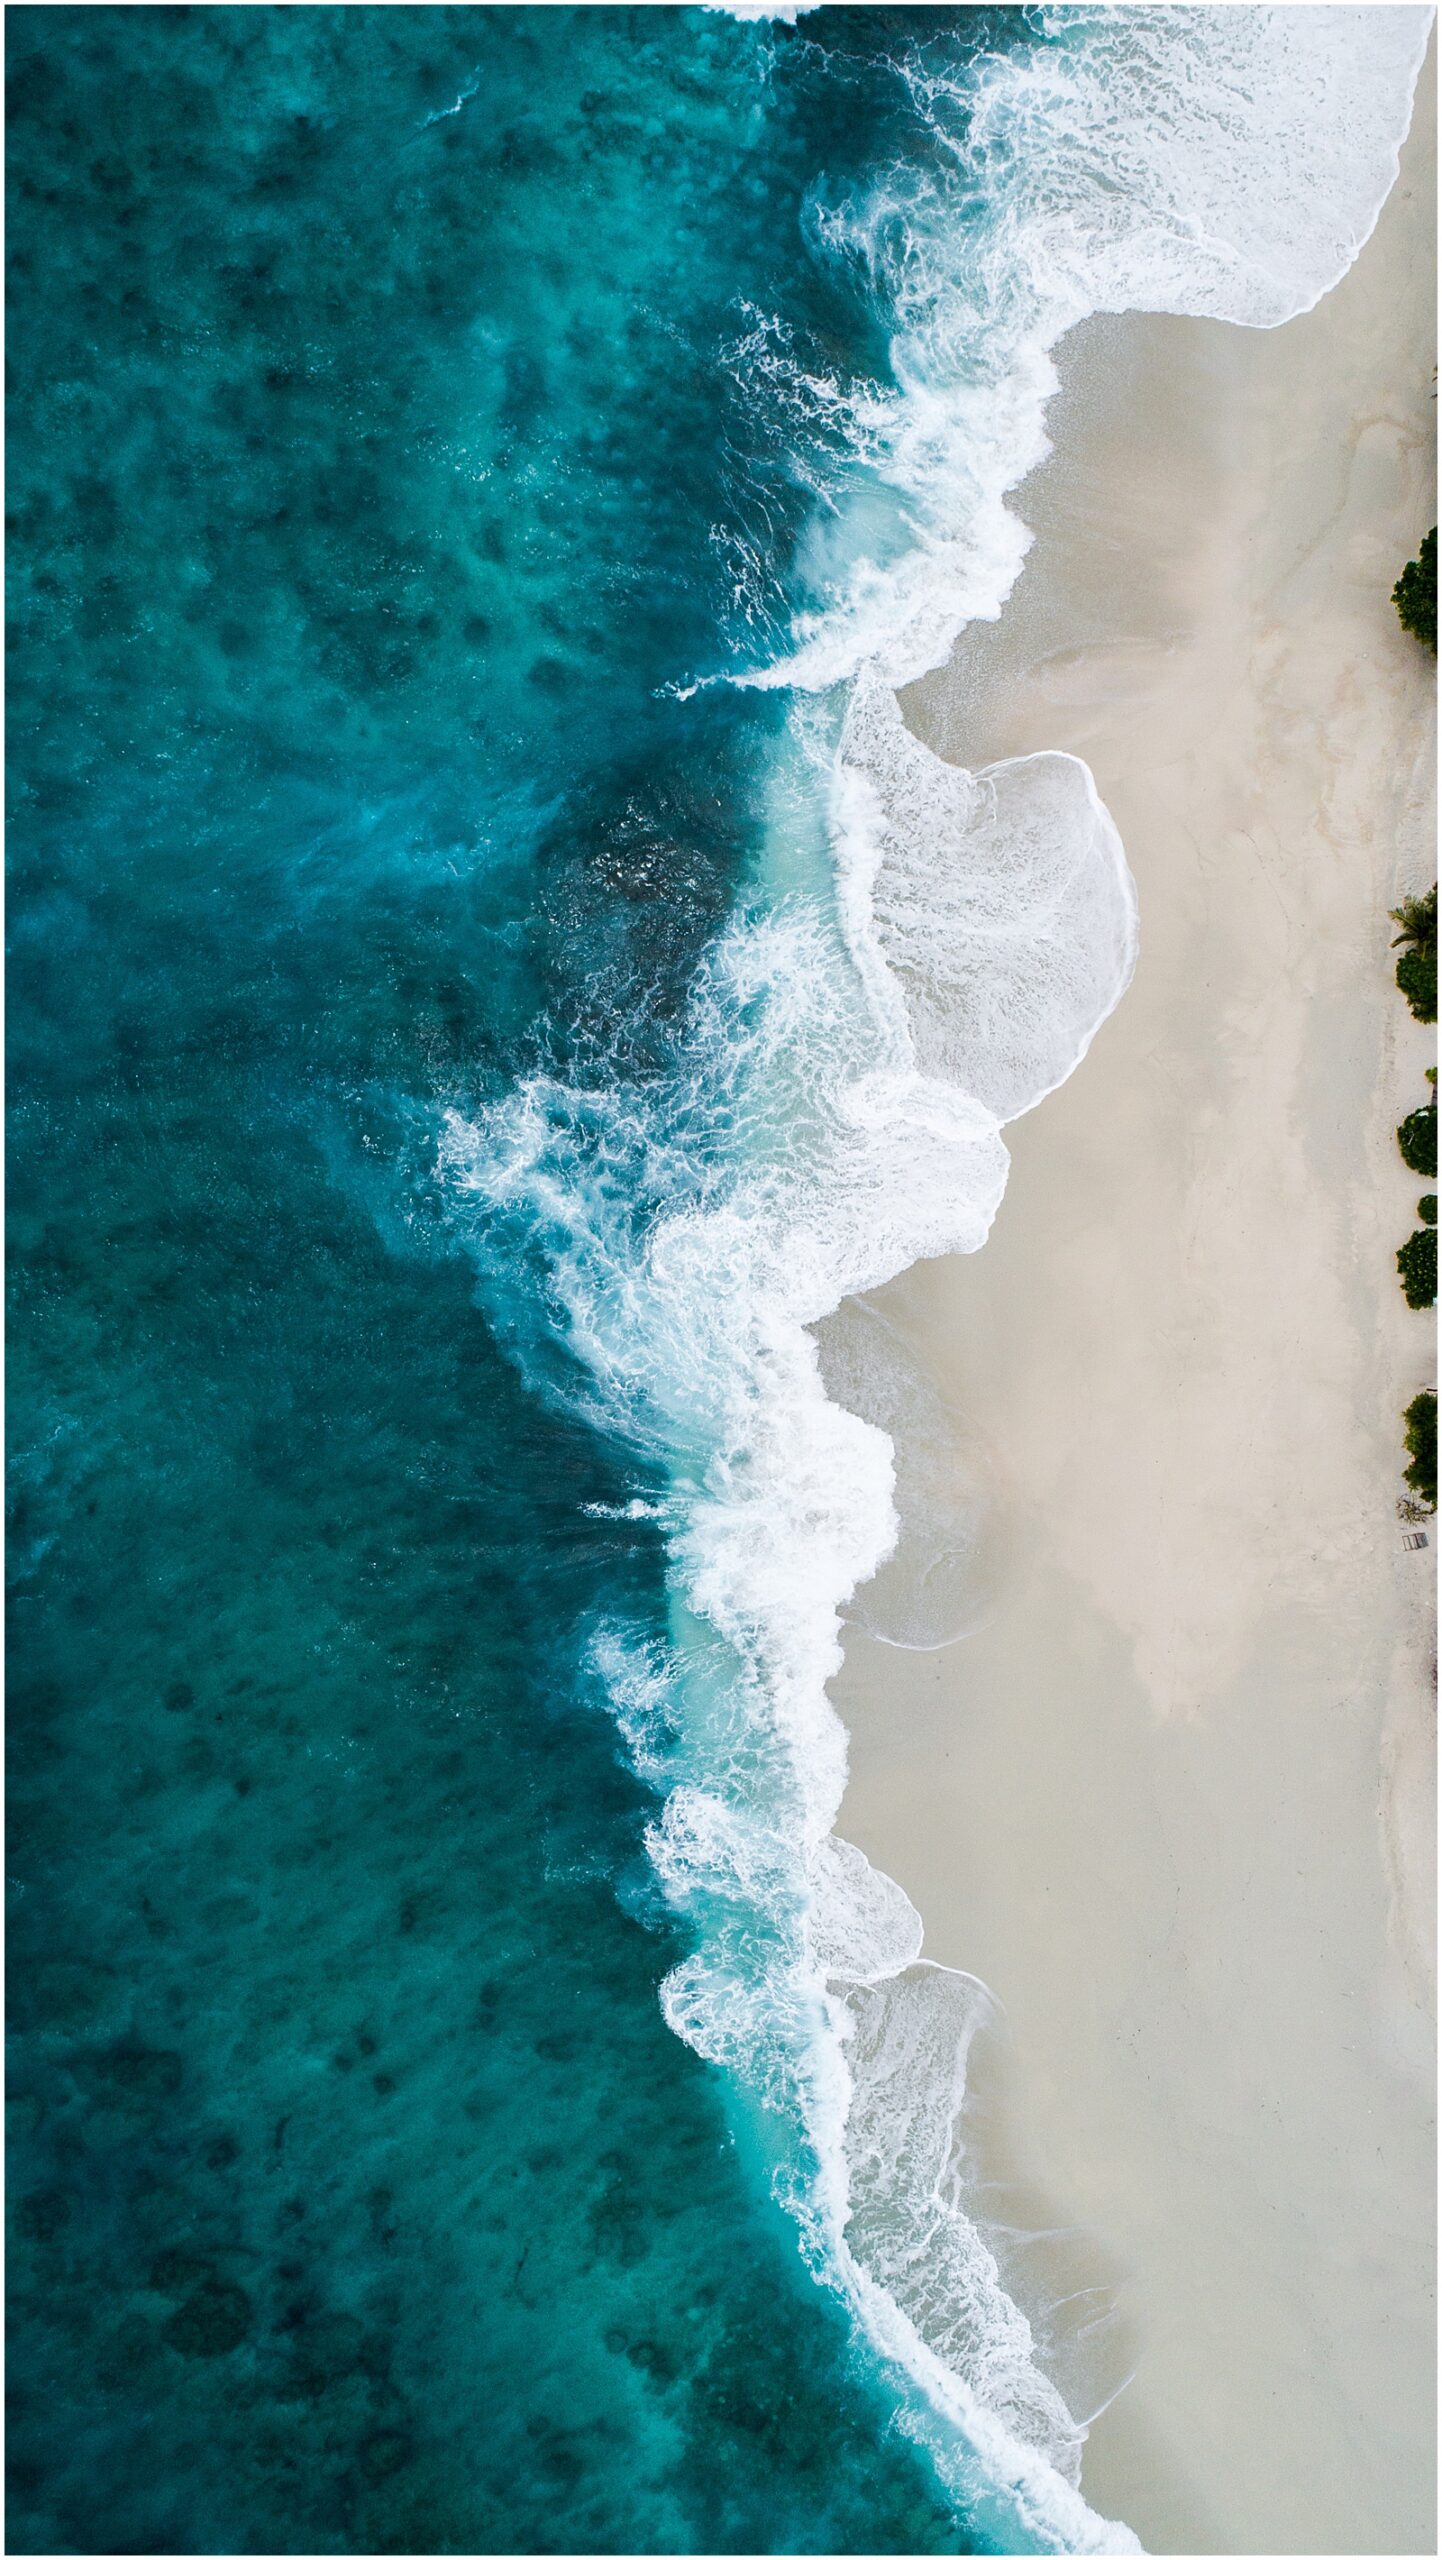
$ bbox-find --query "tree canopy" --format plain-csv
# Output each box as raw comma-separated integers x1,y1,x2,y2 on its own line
1391,885,1437,1024
1397,1099,1437,1178
1403,1389,1437,1512
1397,1225,1437,1310
1393,526,1437,651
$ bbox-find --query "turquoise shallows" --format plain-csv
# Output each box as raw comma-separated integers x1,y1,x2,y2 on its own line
7,7,1023,2551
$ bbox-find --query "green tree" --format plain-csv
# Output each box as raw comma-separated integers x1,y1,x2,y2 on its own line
1391,887,1437,945
1421,1196,1438,1225
1396,949,1437,1023
1393,527,1436,651
1391,884,1437,1024
1397,1226,1437,1309
1402,1389,1437,1512
1397,1099,1437,1178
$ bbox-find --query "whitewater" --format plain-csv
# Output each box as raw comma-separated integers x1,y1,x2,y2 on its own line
443,11,1431,2551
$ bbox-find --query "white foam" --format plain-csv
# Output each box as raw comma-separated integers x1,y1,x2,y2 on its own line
809,1834,925,1982
837,674,1138,1122
702,1,821,17
816,1296,1011,1650
741,4,1431,694
838,1964,1084,2477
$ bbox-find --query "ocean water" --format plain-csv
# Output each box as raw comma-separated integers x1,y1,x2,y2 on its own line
6,8,1428,2556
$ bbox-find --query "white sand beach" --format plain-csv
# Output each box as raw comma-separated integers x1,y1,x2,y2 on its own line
831,60,1437,2560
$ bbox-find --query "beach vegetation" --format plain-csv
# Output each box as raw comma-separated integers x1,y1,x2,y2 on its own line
1402,1390,1437,1512
1396,1226,1437,1309
1420,1196,1438,1225
1392,527,1436,651
1390,885,1437,1022
1395,948,1438,1023
1397,1099,1437,1178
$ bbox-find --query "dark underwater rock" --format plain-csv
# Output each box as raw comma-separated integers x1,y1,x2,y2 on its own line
16,2189,70,2245
163,2278,253,2357
358,2426,412,2484
148,2247,214,2297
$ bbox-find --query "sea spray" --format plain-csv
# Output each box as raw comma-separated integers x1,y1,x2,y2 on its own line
443,8,1430,2549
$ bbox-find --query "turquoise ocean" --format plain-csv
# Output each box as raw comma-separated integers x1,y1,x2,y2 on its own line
7,8,1427,2553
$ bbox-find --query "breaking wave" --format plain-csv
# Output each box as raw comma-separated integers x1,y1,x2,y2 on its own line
442,10,1428,2549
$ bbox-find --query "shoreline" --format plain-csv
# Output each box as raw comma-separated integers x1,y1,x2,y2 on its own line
830,57,1436,2560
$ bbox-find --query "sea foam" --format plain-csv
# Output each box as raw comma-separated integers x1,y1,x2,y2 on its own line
748,3,1433,696
444,11,1430,2550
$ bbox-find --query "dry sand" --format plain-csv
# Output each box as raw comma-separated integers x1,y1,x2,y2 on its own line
830,63,1437,2560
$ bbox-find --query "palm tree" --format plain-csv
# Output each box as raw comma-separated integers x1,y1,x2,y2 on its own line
1391,885,1437,1024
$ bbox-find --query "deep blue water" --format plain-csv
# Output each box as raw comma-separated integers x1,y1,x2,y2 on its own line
6,8,1014,2551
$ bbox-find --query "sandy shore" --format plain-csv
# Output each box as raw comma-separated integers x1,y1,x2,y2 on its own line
830,62,1437,2560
